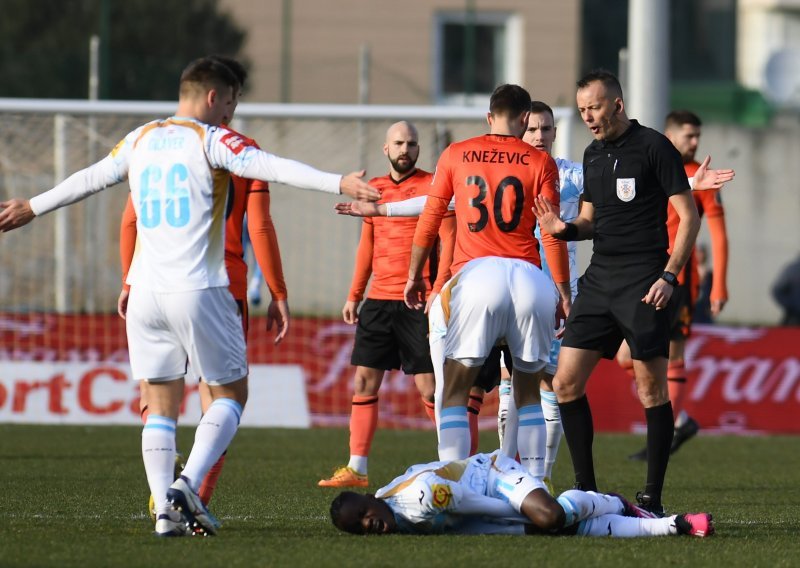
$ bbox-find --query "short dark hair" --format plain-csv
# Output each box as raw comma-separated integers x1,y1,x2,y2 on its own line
530,100,554,120
577,69,624,100
330,491,359,534
489,84,532,118
209,55,248,89
179,57,238,98
665,109,702,130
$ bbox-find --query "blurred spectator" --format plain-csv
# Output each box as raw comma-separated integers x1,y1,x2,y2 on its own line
772,253,800,325
693,244,713,324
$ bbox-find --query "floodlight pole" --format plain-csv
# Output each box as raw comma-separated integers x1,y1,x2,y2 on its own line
627,0,669,131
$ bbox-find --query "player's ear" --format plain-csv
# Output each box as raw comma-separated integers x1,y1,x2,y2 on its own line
206,88,218,108
614,98,624,115
383,143,389,157
486,112,493,128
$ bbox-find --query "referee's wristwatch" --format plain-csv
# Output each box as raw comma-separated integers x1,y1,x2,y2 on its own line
660,271,678,286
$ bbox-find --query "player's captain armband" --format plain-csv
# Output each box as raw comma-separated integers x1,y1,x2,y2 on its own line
430,484,454,510
220,132,251,155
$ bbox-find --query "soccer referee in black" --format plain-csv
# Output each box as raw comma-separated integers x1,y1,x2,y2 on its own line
534,70,700,516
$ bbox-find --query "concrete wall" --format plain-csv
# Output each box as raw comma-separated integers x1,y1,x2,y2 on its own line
218,0,581,107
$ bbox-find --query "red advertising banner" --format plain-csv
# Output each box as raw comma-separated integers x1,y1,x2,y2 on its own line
2,314,799,433
585,325,800,434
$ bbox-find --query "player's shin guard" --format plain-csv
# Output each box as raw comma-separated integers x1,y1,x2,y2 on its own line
468,393,484,455
576,514,677,537
181,398,242,492
540,390,562,480
644,401,674,503
142,415,177,515
497,377,512,447
500,396,519,458
667,360,687,421
558,395,597,491
516,404,546,478
438,406,470,461
348,395,378,474
557,490,625,527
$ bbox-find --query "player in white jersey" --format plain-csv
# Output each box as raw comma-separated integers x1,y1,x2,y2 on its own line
0,57,379,537
329,450,713,537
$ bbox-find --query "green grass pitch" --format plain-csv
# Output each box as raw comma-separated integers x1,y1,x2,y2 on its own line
1,424,800,567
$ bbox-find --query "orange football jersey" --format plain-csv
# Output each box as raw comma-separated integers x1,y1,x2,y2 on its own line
348,169,455,301
414,134,568,282
666,160,728,302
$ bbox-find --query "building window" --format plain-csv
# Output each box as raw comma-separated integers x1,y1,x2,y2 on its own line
433,11,522,105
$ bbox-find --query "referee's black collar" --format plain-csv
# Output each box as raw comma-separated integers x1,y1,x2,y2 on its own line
599,119,642,149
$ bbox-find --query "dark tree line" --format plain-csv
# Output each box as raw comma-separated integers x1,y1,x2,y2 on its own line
0,0,246,100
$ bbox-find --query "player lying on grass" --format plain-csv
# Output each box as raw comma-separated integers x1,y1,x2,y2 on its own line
329,450,713,537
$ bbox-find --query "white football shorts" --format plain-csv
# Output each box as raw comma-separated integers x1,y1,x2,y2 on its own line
488,452,548,511
433,256,557,369
126,286,247,385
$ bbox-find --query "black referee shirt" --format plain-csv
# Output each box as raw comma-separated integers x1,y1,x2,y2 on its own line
582,120,689,259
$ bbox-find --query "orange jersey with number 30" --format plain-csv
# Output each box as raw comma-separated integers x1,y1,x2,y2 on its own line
414,134,568,283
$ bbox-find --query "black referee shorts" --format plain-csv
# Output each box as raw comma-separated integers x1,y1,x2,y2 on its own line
350,299,434,374
562,257,670,360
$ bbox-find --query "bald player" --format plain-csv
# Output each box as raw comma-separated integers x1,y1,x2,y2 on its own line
319,122,456,488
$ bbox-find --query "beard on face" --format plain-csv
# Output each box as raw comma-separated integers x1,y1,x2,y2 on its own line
390,154,417,174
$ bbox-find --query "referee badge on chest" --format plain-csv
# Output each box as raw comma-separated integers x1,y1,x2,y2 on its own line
616,178,636,202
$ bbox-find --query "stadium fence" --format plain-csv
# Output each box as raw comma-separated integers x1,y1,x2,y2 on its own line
0,99,571,428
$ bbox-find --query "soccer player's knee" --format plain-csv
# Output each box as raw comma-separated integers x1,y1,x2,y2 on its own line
521,491,564,531
415,375,435,401
211,377,248,407
617,354,635,376
538,502,566,531
551,374,578,399
354,368,382,395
